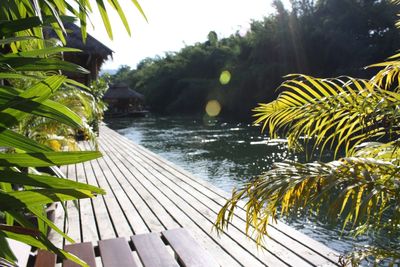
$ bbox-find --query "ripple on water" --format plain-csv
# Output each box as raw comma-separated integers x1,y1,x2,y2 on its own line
107,115,395,256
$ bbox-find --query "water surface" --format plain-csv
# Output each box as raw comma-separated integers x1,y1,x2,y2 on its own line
106,115,370,256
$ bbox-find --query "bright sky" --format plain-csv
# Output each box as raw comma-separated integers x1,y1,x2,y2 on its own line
87,0,283,70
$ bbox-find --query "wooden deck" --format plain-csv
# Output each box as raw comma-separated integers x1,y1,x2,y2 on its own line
50,125,340,267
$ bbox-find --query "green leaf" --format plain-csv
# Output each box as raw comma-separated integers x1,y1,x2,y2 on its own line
0,57,89,73
0,127,52,152
96,0,113,39
0,36,39,45
0,85,83,128
0,189,97,211
0,17,42,35
28,206,74,243
0,234,16,263
4,47,82,58
107,0,131,35
0,151,102,167
0,169,105,194
0,75,66,127
0,229,89,267
129,0,148,22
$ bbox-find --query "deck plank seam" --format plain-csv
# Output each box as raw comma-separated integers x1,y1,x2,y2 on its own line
99,136,184,230
107,128,230,199
81,157,117,240
123,148,327,266
98,143,176,232
87,158,120,238
82,161,102,242
75,164,84,244
100,135,273,267
128,141,339,263
128,153,320,266
104,139,310,267
84,142,137,236
99,136,247,267
94,143,158,233
105,127,339,265
102,130,318,266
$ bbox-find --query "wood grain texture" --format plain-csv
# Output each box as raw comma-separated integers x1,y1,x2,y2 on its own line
99,237,138,267
34,250,56,267
131,233,179,267
163,228,219,267
63,242,97,267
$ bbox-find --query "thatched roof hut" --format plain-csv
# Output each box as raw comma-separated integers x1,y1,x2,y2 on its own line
45,23,113,85
103,83,145,116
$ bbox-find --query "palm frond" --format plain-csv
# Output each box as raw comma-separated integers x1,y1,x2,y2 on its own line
253,74,400,158
216,156,400,243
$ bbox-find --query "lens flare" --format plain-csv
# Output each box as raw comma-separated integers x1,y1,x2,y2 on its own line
219,70,231,85
205,100,221,117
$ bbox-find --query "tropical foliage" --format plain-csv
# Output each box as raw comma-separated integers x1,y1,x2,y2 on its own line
112,0,400,120
215,2,400,266
0,0,144,266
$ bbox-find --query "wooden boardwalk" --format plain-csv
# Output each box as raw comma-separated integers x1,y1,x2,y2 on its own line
50,125,340,267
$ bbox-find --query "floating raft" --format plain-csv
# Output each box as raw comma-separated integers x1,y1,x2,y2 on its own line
51,125,340,267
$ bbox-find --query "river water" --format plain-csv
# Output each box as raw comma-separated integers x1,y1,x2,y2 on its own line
106,115,370,256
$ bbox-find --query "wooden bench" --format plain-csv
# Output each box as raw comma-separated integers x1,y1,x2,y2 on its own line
33,228,219,267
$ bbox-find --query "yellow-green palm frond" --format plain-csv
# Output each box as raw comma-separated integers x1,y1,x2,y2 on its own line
369,53,400,91
253,74,400,158
216,156,400,243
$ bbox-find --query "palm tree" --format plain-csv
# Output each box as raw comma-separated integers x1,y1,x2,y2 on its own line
0,0,145,266
216,3,400,266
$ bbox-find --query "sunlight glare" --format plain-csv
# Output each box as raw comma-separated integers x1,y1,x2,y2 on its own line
219,70,231,85
205,100,221,117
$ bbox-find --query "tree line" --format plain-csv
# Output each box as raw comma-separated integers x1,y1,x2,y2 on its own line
110,0,400,121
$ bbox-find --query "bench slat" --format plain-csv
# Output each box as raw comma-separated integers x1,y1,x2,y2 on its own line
98,237,138,267
63,242,97,267
34,250,56,267
162,228,219,267
131,233,179,267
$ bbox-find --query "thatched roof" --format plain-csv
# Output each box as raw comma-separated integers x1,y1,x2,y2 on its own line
103,83,144,100
45,22,113,58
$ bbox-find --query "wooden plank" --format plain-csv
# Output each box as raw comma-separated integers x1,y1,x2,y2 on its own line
163,228,219,267
98,135,181,232
75,162,99,243
63,242,97,267
114,138,315,266
103,126,339,266
101,131,283,267
99,237,138,267
82,160,116,240
131,233,179,267
63,164,81,245
134,137,341,264
94,149,151,234
98,135,240,267
99,135,260,267
125,142,328,266
86,151,133,238
34,250,56,267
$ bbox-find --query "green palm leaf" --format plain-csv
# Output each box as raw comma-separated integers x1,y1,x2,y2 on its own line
0,151,101,167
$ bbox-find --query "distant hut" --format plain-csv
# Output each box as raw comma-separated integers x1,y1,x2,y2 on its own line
103,83,146,117
45,22,113,85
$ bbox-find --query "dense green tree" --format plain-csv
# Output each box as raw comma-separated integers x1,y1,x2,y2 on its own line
115,0,400,121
